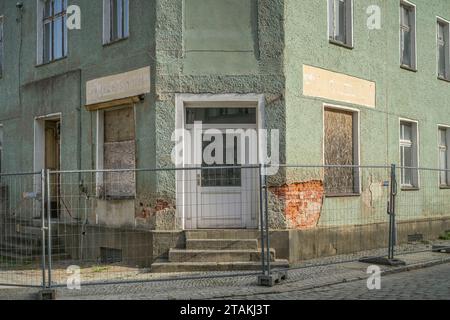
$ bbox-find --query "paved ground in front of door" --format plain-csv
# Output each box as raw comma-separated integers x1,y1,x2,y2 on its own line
1,242,449,300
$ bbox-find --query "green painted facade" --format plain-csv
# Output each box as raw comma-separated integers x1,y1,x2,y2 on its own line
0,0,448,230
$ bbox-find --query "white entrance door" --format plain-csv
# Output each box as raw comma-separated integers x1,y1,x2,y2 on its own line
183,106,260,229
195,130,257,229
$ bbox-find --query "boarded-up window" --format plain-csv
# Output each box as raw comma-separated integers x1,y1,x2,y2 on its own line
103,107,136,198
324,108,358,195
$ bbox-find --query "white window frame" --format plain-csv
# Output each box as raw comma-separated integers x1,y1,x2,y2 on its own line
327,0,354,48
437,17,450,81
103,0,130,45
36,0,68,65
322,104,361,195
96,105,136,199
400,0,417,71
0,16,3,78
399,118,419,189
0,124,3,174
438,125,450,187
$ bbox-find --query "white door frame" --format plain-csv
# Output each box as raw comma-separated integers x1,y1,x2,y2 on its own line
175,94,265,230
33,113,62,193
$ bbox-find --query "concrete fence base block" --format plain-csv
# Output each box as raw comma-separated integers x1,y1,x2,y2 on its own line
359,256,406,266
257,271,288,287
432,245,450,253
37,289,57,300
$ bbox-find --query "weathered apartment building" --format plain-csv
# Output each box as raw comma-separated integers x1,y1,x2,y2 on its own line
0,0,449,271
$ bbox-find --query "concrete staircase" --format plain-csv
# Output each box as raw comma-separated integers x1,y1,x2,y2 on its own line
0,217,69,263
151,230,289,273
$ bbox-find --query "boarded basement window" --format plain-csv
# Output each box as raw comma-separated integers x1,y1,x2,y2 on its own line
324,108,359,195
103,107,136,199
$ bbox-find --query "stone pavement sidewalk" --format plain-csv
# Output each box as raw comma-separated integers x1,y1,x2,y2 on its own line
1,248,449,300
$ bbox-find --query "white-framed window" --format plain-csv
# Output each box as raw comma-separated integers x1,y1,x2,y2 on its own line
400,120,419,188
437,18,450,80
438,126,450,187
96,106,136,199
400,1,417,70
0,16,4,78
103,0,129,44
328,0,353,47
323,106,360,195
37,0,68,65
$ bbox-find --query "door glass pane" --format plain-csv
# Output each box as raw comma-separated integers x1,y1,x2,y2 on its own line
186,108,257,125
201,134,241,187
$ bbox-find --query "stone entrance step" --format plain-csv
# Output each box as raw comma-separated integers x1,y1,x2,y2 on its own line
169,248,275,263
151,259,289,273
185,230,260,240
186,239,258,250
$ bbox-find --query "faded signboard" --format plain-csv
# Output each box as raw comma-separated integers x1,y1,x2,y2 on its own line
86,66,151,106
303,65,376,108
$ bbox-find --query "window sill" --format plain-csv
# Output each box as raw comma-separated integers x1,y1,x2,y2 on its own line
439,185,450,190
329,39,354,50
103,37,129,48
400,186,420,191
36,56,68,68
400,64,417,72
325,193,361,198
437,76,450,83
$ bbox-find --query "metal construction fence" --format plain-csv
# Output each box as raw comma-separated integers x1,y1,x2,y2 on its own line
0,164,449,288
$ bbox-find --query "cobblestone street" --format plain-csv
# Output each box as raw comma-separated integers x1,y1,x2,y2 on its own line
234,263,450,300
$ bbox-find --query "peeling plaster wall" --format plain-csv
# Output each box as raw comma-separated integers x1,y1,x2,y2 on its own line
285,0,450,227
152,0,286,230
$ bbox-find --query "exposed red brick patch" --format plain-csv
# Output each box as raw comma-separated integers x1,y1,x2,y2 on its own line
270,181,324,230
155,199,170,211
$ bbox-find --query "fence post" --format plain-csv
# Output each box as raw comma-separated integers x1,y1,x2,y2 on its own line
388,164,398,260
46,169,53,288
40,169,46,289
263,172,271,276
258,164,266,276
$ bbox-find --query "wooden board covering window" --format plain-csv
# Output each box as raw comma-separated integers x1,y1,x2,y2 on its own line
324,108,356,195
103,107,136,198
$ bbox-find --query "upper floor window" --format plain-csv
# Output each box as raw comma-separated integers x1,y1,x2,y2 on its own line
37,0,68,64
437,19,450,80
0,16,4,77
328,0,353,48
400,1,417,70
103,0,129,44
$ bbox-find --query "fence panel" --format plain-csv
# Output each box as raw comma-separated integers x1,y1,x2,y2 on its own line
0,172,45,288
46,166,265,287
395,167,450,253
266,165,394,268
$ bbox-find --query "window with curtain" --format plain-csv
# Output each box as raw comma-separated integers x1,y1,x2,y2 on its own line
400,2,416,69
328,0,353,47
